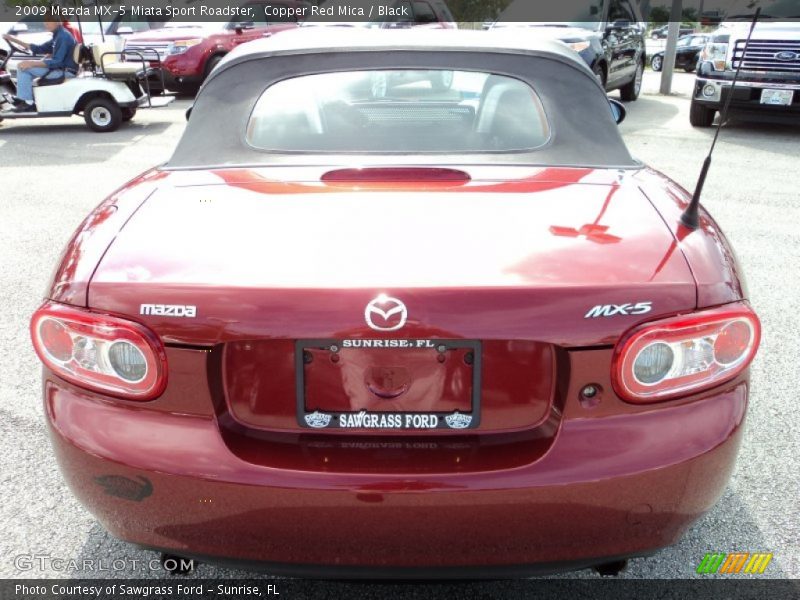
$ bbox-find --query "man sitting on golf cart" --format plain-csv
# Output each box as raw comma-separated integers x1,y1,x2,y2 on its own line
2,12,77,113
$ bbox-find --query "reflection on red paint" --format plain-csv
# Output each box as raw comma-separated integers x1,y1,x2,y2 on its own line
49,169,169,306
550,183,622,244
211,166,597,195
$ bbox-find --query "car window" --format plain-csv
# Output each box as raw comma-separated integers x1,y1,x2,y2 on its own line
162,22,218,33
390,0,414,22
247,70,550,153
498,1,604,27
128,22,153,32
608,0,636,23
114,18,155,33
432,0,455,22
227,8,270,27
677,37,690,47
412,1,438,23
258,1,302,23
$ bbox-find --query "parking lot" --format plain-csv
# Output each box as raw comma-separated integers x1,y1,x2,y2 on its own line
1,70,798,584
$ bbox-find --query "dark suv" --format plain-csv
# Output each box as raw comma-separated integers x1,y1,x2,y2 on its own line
492,0,647,101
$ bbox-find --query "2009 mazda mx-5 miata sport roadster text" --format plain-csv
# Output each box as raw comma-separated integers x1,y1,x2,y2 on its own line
31,29,761,577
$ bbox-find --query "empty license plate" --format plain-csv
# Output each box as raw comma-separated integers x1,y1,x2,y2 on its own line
760,89,794,106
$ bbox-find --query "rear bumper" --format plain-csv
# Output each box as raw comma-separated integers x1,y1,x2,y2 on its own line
45,377,748,575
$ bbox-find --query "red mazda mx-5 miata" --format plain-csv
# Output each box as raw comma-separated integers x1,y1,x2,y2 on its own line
31,29,760,577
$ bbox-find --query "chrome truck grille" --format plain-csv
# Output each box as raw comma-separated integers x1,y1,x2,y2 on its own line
733,39,800,73
123,43,170,62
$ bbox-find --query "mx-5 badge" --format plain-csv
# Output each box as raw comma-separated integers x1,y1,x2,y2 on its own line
585,302,652,318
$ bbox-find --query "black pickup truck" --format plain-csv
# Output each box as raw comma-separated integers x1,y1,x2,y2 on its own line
691,21,800,126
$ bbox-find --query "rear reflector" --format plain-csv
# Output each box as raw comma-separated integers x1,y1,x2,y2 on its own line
612,303,760,403
31,302,167,400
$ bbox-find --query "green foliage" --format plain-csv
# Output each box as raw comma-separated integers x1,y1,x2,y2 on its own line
647,4,699,27
446,0,514,22
649,6,671,23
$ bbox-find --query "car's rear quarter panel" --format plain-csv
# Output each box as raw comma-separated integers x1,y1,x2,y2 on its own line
635,167,747,307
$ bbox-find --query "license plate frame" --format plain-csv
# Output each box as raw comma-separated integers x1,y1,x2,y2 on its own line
295,339,481,431
760,88,794,106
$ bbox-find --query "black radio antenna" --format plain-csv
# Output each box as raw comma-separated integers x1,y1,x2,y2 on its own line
681,7,761,230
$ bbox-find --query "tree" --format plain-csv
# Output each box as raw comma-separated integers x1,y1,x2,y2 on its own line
648,6,671,24
446,0,513,22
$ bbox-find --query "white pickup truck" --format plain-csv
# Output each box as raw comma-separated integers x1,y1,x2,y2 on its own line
691,20,800,126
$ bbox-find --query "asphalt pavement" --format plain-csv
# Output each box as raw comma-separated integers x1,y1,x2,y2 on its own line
0,71,798,586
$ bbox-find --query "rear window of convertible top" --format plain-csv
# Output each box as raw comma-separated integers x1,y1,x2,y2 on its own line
246,70,550,153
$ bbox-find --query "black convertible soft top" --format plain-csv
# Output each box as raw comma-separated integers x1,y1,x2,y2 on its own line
166,29,638,170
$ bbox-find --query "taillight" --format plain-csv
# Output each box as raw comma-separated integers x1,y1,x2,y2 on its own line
612,304,760,403
30,302,167,400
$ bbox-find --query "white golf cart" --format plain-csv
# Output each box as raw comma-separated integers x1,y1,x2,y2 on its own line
0,35,174,132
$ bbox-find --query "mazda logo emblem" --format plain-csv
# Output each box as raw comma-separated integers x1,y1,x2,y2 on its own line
775,51,798,61
365,294,407,331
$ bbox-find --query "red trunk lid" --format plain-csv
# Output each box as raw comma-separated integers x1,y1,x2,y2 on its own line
87,166,695,434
